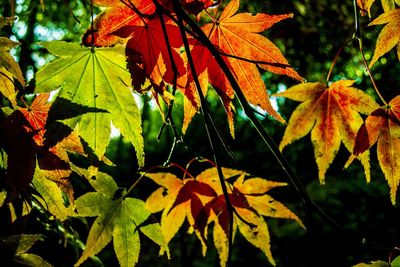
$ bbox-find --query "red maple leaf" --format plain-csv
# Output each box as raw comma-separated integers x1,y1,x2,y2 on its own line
1,94,84,200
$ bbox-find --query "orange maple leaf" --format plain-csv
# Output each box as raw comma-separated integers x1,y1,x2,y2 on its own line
145,171,217,254
368,8,400,68
275,80,379,183
145,166,303,267
354,95,400,204
84,1,186,90
83,0,155,47
182,40,235,135
201,0,302,124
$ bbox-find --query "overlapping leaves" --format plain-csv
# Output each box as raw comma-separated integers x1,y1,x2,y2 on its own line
354,95,400,203
0,93,85,207
0,17,24,107
368,8,400,67
145,166,303,267
184,0,302,133
36,42,144,166
83,0,300,135
74,172,168,267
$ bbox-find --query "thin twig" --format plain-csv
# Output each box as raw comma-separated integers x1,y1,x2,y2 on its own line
356,38,387,105
172,1,236,263
326,38,354,82
219,51,292,69
173,1,359,244
351,0,387,105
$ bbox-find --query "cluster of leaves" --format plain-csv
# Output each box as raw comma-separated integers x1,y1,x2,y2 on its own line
145,166,303,266
277,0,400,203
0,0,399,266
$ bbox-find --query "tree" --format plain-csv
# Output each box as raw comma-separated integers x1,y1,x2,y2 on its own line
0,0,399,266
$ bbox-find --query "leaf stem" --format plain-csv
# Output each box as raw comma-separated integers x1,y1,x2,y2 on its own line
351,0,387,105
326,38,354,82
356,38,387,105
172,1,360,244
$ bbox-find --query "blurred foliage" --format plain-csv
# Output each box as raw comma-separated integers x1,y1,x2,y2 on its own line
0,0,400,266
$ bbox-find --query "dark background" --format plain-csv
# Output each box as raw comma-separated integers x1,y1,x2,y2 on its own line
1,0,400,266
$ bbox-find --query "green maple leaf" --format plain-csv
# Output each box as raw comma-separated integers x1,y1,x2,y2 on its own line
32,168,72,221
74,172,168,267
36,41,144,166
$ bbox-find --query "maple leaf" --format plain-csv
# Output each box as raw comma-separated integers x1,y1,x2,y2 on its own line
358,0,400,16
82,0,155,47
181,0,215,14
83,1,186,90
36,41,144,166
0,234,52,267
32,168,72,221
0,67,17,107
145,171,217,254
0,93,84,203
275,80,379,183
146,166,303,267
0,17,25,86
357,0,376,16
123,16,186,87
182,41,235,135
354,95,400,204
74,172,168,267
201,0,302,124
368,8,400,68
196,167,303,267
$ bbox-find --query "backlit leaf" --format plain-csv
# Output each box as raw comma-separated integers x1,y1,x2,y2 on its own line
354,95,400,204
0,21,25,86
146,166,303,267
0,67,17,107
201,0,302,124
275,81,379,183
369,8,400,67
36,41,144,166
74,172,167,267
32,168,71,221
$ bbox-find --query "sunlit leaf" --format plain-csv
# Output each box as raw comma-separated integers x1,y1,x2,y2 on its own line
201,0,302,124
74,172,167,267
275,80,379,183
36,41,144,166
354,95,400,204
32,168,72,221
369,8,400,67
146,166,303,267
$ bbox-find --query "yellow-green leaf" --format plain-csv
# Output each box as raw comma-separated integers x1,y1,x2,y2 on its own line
0,67,17,107
236,209,275,266
0,35,25,86
74,173,167,266
32,169,71,221
0,189,6,207
36,41,144,166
